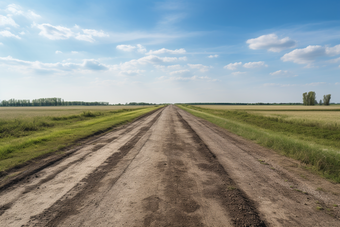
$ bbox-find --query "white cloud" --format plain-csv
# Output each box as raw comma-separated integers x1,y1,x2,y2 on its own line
136,44,146,53
224,62,242,70
138,55,180,64
6,4,41,20
83,29,108,37
247,34,296,52
75,34,95,42
0,42,3,45
119,69,145,76
281,45,327,64
116,44,136,52
83,59,108,71
325,44,340,56
304,82,326,86
35,23,73,40
76,29,108,42
27,10,41,19
179,56,187,61
20,31,25,35
119,55,186,72
263,83,297,87
208,54,219,58
6,4,23,15
71,51,78,54
34,23,108,42
187,63,209,72
116,44,146,53
166,75,217,82
169,69,190,75
270,70,297,77
0,15,19,27
264,82,326,87
231,71,246,76
55,50,62,54
146,48,186,55
0,30,21,39
167,64,182,69
0,56,109,73
243,61,268,68
329,57,340,63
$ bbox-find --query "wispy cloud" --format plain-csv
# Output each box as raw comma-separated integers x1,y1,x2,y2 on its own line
0,56,109,73
231,71,247,76
34,23,109,42
0,30,21,39
243,61,268,68
264,82,326,87
146,48,186,55
225,61,267,70
187,63,209,72
270,70,297,77
224,62,242,70
6,4,41,20
0,15,19,27
208,54,219,58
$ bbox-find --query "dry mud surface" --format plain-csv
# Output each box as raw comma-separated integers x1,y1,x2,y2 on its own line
0,105,339,227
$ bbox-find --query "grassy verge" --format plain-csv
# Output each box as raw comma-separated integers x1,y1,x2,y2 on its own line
0,106,161,172
178,105,340,183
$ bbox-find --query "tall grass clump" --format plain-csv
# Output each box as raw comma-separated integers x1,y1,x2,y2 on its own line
179,105,340,182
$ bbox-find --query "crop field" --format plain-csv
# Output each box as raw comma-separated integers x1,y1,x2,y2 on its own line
196,105,340,130
180,105,340,183
0,105,149,120
0,105,160,172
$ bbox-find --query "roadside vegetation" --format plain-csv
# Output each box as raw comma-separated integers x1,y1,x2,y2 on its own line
178,105,340,183
0,105,161,172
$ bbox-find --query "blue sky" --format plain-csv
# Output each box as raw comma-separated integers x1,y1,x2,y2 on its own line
0,0,340,103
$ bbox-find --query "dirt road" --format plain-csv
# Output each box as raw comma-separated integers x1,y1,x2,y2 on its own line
0,105,339,226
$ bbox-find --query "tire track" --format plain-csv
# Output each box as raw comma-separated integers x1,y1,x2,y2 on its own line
176,109,267,227
24,110,164,226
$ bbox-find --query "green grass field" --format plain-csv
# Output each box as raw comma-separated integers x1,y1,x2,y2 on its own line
179,105,340,183
0,105,161,172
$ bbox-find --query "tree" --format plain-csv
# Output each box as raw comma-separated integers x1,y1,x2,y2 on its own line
303,92,308,105
323,94,331,106
302,91,316,106
319,99,323,105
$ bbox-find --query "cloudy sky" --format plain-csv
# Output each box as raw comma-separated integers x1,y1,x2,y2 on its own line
0,0,340,104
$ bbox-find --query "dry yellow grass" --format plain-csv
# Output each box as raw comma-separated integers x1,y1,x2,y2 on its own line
251,111,340,127
0,106,149,120
195,105,340,129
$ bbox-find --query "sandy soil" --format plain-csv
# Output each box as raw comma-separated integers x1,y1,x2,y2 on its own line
0,105,339,226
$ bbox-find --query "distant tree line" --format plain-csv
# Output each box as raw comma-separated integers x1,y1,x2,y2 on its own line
302,92,331,106
0,98,109,107
126,102,156,105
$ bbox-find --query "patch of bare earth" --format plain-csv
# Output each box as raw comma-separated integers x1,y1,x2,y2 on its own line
0,105,339,226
